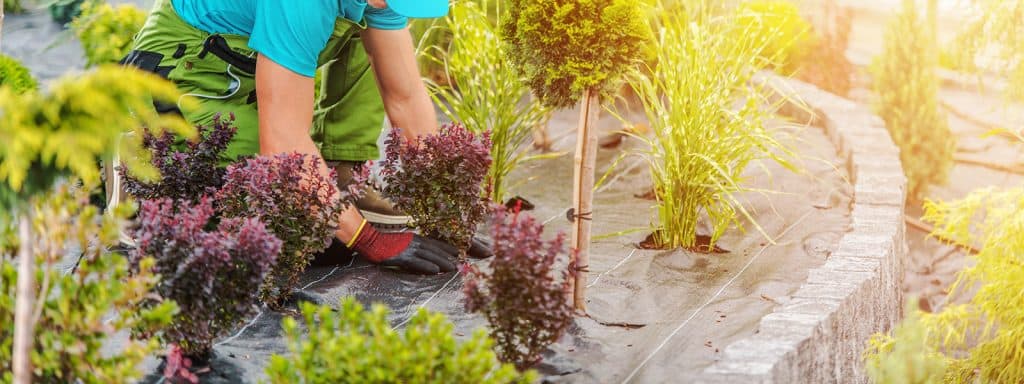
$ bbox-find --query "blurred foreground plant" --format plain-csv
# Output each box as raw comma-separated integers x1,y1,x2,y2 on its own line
865,185,1024,382
422,0,549,203
871,0,954,200
463,205,572,369
131,197,280,357
266,298,534,383
379,124,491,253
0,185,176,383
71,1,147,67
628,2,794,249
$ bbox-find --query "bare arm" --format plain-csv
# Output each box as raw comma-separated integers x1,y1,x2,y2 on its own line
254,54,364,241
361,27,439,140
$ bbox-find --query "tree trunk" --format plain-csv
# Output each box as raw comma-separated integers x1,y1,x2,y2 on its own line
570,89,598,312
12,213,34,384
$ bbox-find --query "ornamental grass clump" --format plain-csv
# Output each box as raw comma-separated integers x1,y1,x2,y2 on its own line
734,0,814,76
131,197,280,357
628,3,794,250
422,0,549,203
71,1,147,67
266,298,534,383
463,205,573,369
0,185,176,383
865,185,1024,383
121,114,236,203
871,0,954,200
379,124,491,252
216,153,348,307
0,54,37,94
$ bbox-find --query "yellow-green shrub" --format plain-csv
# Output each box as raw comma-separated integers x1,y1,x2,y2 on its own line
734,0,814,75
950,0,1024,101
265,298,535,383
871,0,954,200
864,302,947,384
71,2,147,68
0,54,37,94
865,185,1024,383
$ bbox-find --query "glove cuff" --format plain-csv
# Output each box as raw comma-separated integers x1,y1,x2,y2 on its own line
349,224,414,263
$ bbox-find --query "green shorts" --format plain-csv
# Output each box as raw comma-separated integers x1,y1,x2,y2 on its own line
124,0,385,162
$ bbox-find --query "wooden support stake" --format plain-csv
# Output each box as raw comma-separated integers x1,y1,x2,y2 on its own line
13,213,34,384
571,89,599,311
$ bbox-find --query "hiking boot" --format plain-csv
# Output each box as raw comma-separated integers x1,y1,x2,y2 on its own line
329,160,412,229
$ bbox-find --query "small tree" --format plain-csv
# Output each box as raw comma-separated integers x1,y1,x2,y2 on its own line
872,0,955,200
463,205,573,369
503,0,652,310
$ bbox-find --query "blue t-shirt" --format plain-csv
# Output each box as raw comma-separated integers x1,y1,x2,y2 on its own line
172,0,407,77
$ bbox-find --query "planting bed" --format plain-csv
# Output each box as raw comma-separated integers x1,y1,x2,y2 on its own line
5,4,887,383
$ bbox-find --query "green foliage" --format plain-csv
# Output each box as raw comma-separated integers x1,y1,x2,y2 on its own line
734,0,814,75
0,55,38,94
871,0,955,201
950,0,1024,101
265,298,535,384
503,0,653,108
865,185,1024,383
0,185,176,384
422,0,549,203
3,0,26,14
71,1,147,68
864,301,947,384
627,1,794,249
0,66,194,207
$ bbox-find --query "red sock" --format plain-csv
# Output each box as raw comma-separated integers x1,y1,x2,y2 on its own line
350,225,414,263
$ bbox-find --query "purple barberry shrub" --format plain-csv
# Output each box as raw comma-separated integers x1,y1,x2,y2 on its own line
215,153,356,307
121,114,237,202
131,197,281,357
462,205,573,369
379,123,492,252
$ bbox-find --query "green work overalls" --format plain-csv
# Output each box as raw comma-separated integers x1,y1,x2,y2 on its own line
122,0,386,162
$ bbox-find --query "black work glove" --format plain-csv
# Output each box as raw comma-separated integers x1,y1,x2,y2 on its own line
467,236,494,259
350,224,457,275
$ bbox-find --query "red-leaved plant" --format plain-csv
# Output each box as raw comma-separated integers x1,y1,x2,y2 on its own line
379,124,492,253
462,205,573,369
121,113,236,202
216,153,359,307
131,197,281,357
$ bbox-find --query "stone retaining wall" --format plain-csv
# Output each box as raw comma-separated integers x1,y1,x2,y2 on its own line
696,73,908,384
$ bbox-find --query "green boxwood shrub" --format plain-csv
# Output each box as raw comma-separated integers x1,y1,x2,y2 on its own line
0,54,37,94
266,298,534,383
871,0,955,200
503,0,653,108
0,185,176,384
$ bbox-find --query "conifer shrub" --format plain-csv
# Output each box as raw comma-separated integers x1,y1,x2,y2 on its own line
628,3,794,249
503,0,653,108
0,185,176,383
131,197,281,357
865,186,1024,383
463,205,573,368
734,0,814,75
265,298,534,383
215,153,348,307
121,114,236,203
71,1,147,67
871,0,955,200
379,124,491,252
0,54,37,94
423,0,549,203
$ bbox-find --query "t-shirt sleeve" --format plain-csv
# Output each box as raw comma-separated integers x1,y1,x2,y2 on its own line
364,5,408,30
249,0,337,77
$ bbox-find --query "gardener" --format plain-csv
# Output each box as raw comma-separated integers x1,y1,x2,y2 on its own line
121,0,475,274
